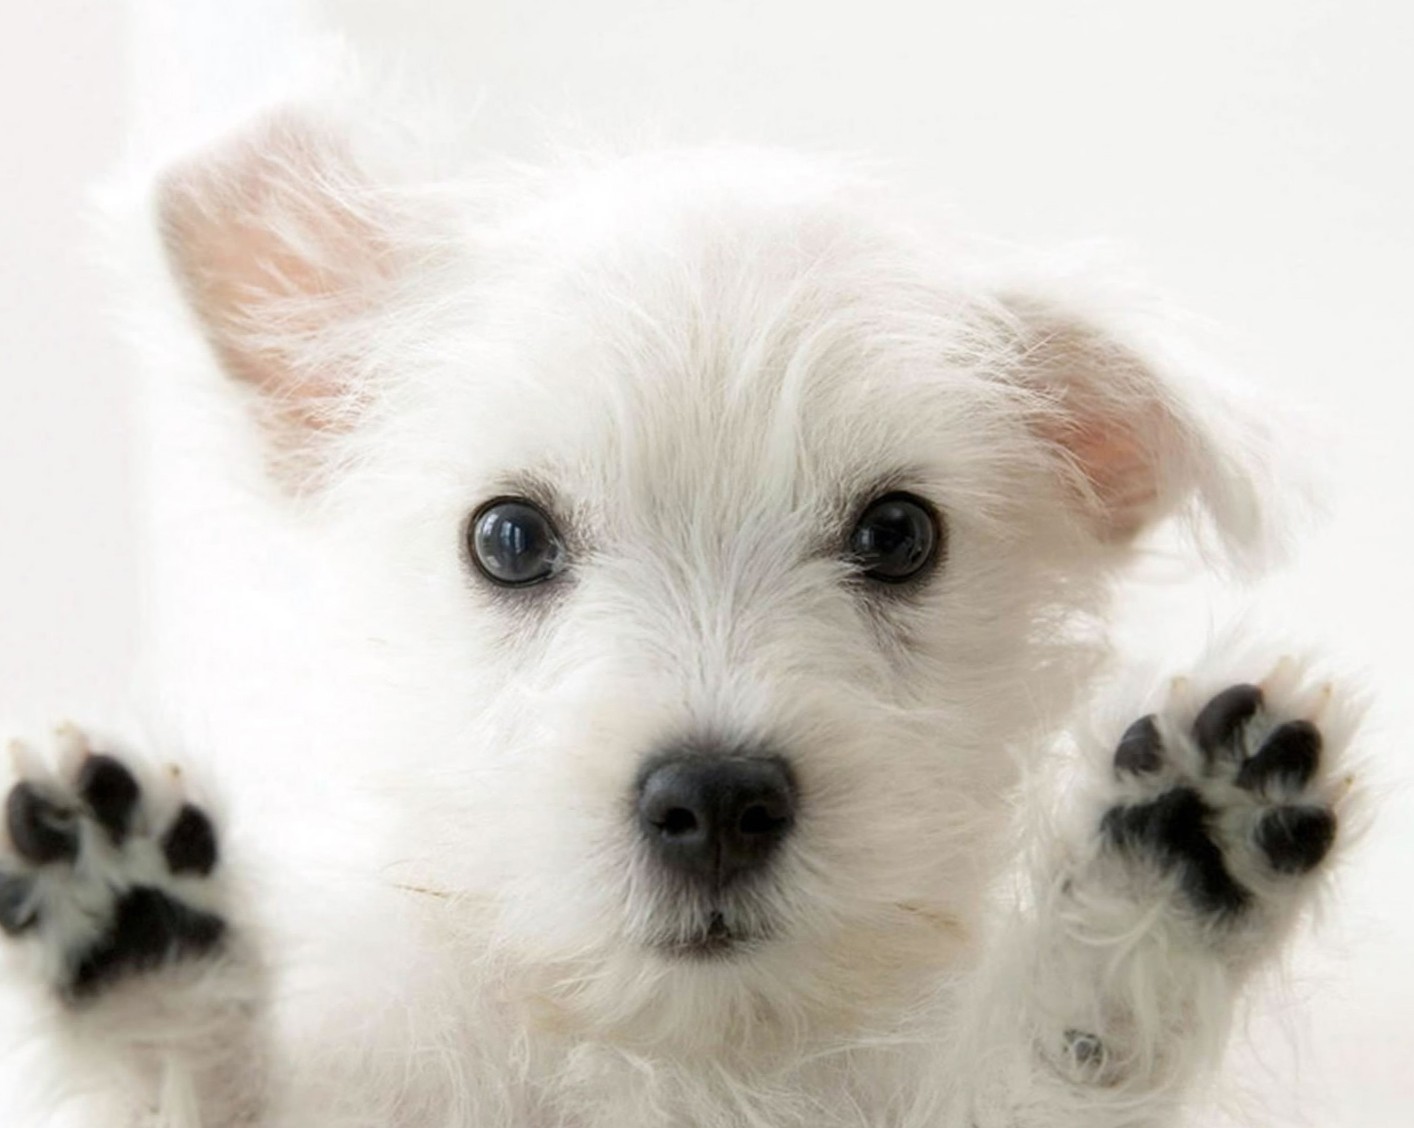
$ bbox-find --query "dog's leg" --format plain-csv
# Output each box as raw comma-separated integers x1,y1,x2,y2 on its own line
951,659,1355,1128
0,723,266,1126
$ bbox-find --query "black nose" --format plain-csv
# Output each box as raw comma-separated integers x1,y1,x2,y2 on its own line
637,751,797,887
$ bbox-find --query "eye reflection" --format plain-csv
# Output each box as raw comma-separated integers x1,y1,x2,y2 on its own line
848,493,942,583
468,498,566,587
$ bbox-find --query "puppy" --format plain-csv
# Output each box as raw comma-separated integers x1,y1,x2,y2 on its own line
0,94,1358,1127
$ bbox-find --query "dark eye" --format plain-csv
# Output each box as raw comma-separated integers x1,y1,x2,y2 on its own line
467,498,566,587
848,492,943,583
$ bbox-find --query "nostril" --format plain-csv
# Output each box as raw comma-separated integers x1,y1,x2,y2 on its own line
737,803,788,837
657,807,699,837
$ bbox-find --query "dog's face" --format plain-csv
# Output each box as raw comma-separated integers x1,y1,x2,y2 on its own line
156,112,1255,1037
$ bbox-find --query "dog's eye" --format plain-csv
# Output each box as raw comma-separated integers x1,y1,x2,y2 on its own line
467,498,566,587
848,493,943,583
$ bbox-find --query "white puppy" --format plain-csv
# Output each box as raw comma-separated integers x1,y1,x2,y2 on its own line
0,92,1359,1127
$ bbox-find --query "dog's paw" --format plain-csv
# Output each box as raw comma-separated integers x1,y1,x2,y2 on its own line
0,725,226,1001
1098,661,1352,926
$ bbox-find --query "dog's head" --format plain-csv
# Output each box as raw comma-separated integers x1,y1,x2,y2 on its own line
154,108,1264,1042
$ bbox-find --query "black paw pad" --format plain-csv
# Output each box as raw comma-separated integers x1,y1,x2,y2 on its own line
69,886,225,999
1114,715,1163,776
0,871,37,935
77,755,140,844
1235,721,1321,792
1194,684,1263,762
5,783,78,865
1103,787,1251,915
1255,806,1336,875
3,750,229,998
162,805,219,877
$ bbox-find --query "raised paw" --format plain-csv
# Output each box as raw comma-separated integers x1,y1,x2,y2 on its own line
0,727,225,1001
1100,664,1350,923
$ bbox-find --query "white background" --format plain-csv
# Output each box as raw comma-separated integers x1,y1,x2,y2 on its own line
2,1,1410,1123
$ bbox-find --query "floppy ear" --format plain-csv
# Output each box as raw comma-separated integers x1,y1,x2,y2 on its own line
996,292,1267,561
156,111,399,479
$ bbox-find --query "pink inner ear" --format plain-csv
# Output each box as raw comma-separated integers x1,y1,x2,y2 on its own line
1044,408,1164,540
158,117,389,434
1010,308,1179,542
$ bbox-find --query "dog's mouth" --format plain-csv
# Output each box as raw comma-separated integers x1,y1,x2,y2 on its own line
656,911,761,960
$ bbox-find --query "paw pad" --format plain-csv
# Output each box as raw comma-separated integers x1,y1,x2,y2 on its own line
1103,786,1251,914
1113,715,1163,775
5,783,79,866
162,804,219,877
1104,680,1339,919
1254,805,1336,875
76,754,141,843
1235,721,1320,792
1192,683,1263,760
1,734,226,1000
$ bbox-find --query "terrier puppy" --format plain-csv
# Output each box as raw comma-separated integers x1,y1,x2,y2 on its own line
0,95,1358,1127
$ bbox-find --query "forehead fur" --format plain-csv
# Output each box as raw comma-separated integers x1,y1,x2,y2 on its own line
340,148,1047,541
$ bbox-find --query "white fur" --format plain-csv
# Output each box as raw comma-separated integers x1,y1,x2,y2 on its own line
0,82,1358,1127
